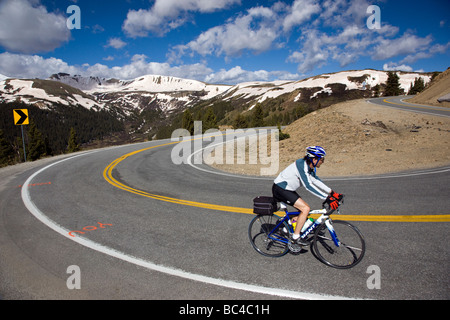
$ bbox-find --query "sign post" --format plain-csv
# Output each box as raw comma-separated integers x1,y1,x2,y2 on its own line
13,109,29,162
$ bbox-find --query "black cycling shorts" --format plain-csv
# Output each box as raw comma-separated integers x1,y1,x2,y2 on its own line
272,183,301,206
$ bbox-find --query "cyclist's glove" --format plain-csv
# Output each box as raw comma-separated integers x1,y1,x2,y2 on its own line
326,195,339,210
330,190,344,201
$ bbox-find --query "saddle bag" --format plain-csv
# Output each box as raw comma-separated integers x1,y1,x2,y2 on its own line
253,196,278,215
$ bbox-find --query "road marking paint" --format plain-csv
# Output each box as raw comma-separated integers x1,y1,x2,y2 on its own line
69,222,113,237
17,181,52,188
19,105,450,299
21,153,355,300
382,98,450,111
104,145,450,223
21,144,450,300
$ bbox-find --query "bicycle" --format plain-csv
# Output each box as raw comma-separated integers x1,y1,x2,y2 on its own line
248,196,365,269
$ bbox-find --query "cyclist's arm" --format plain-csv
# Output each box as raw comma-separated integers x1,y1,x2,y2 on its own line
309,175,332,199
298,161,331,200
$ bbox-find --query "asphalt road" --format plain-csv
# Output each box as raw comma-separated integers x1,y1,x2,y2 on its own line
368,95,450,118
1,97,449,301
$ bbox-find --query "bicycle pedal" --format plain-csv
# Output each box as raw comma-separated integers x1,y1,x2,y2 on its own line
288,237,308,252
288,241,302,253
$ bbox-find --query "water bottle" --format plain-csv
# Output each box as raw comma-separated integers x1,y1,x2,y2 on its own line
301,217,314,233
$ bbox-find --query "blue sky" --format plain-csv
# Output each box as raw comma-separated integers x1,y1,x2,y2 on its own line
0,0,448,84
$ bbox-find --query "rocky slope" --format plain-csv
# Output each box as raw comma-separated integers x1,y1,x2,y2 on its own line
408,68,450,107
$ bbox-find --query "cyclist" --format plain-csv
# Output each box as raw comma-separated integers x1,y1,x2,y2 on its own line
272,146,343,245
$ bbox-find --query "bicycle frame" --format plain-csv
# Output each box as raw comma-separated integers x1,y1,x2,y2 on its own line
270,207,341,247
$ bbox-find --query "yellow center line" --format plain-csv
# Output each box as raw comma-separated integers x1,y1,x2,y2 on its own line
103,139,450,223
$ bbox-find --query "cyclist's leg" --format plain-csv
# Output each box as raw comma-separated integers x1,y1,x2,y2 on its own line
272,184,309,233
292,198,310,236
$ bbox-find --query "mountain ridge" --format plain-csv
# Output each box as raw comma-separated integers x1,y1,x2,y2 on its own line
0,68,435,144
1,69,433,111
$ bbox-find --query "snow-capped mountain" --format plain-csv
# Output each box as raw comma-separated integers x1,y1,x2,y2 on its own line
44,73,231,116
0,78,105,110
48,73,108,91
218,69,431,107
0,69,433,140
0,74,9,81
2,69,429,114
49,72,231,95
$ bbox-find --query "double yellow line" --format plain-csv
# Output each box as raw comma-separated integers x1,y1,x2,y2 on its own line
103,140,450,222
103,140,253,214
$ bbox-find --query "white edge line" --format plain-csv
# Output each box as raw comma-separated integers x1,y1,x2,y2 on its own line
186,132,273,180
185,129,450,181
21,151,357,300
366,98,450,118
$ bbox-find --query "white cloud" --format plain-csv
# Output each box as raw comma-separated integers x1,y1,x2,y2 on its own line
173,0,407,74
204,65,300,84
173,5,280,59
0,0,70,54
0,52,78,78
283,1,440,75
287,29,330,73
0,52,214,81
383,62,413,72
283,0,320,32
373,33,433,60
204,66,267,83
319,0,371,28
0,52,299,85
123,0,240,37
128,0,447,78
105,38,127,49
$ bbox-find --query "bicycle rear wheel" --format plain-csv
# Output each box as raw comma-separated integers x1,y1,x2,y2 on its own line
313,220,365,269
248,215,289,257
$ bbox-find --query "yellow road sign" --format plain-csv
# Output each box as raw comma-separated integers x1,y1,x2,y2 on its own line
13,109,29,125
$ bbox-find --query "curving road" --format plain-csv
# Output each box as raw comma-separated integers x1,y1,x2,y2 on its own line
1,97,449,300
368,95,450,118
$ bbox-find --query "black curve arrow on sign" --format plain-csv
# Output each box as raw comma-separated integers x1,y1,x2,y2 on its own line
15,110,28,125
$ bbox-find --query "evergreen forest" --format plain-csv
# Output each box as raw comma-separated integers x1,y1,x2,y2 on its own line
0,101,123,166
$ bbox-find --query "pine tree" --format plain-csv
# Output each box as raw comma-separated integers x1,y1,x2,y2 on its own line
27,120,47,161
408,77,425,95
202,107,217,132
67,127,81,153
233,113,249,129
384,71,402,96
0,129,14,167
278,124,290,141
372,84,381,97
252,104,265,128
182,109,194,135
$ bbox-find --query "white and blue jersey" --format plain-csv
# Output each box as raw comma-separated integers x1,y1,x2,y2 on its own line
274,158,331,200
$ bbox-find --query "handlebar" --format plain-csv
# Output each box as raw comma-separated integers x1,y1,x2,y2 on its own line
322,195,344,215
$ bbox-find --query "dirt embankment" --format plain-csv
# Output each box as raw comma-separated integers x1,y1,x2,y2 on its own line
408,67,450,108
207,99,450,178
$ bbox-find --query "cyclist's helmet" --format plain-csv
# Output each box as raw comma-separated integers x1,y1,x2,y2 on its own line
306,146,326,160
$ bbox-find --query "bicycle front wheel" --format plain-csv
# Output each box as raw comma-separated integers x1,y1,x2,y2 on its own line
248,215,289,257
313,220,365,269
